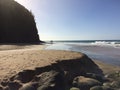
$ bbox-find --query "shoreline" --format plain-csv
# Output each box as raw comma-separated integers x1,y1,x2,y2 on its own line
0,44,119,89
93,60,120,74
0,44,46,51
0,44,119,77
46,43,120,66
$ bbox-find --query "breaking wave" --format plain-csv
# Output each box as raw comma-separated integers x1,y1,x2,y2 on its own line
91,41,120,48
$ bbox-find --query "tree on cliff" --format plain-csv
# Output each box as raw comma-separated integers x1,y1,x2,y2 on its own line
0,0,40,43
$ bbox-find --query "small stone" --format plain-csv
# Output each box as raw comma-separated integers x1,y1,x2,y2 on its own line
111,81,120,88
103,82,111,87
90,86,103,90
70,87,80,90
19,83,36,90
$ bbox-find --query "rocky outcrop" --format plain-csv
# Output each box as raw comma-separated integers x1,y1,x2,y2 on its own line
0,53,104,90
0,0,40,43
0,49,119,90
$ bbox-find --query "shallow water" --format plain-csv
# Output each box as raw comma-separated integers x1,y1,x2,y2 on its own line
46,43,120,66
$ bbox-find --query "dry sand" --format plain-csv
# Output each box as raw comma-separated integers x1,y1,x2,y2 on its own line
0,45,119,82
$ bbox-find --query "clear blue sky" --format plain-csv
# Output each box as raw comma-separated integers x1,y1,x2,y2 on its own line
15,0,120,40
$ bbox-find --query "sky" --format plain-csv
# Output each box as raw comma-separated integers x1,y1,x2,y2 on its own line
14,0,120,40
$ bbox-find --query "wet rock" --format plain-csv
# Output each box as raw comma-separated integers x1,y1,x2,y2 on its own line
73,76,102,90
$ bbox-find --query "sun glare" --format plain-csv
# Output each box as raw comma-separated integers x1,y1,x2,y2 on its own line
14,0,24,4
14,0,30,10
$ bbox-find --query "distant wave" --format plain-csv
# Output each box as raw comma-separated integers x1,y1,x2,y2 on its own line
91,41,120,48
47,40,120,48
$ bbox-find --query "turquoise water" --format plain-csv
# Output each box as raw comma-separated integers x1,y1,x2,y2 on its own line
46,40,120,66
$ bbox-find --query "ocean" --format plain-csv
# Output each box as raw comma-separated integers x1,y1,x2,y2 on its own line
46,40,120,66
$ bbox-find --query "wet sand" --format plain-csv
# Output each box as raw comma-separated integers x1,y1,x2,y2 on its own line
69,44,120,66
46,43,120,66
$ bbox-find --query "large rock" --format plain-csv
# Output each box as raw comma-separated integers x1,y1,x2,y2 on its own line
0,0,40,43
10,70,66,90
73,76,102,90
36,70,66,90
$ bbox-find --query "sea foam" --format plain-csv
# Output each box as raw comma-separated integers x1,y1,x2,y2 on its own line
91,41,120,48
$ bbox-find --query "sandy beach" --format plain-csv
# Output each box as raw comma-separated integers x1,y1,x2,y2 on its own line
0,45,119,90
0,45,83,81
0,44,119,81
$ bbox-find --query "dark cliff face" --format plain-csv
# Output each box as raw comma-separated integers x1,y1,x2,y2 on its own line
0,0,40,43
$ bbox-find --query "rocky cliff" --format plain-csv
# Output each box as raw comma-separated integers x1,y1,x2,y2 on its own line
0,0,40,43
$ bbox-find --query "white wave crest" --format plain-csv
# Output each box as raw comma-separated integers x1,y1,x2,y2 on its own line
91,41,120,48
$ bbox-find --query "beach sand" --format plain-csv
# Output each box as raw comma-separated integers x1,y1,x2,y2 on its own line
0,44,119,82
0,45,83,82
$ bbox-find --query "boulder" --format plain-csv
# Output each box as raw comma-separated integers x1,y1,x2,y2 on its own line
0,0,40,43
84,73,108,83
73,76,102,90
36,70,66,90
